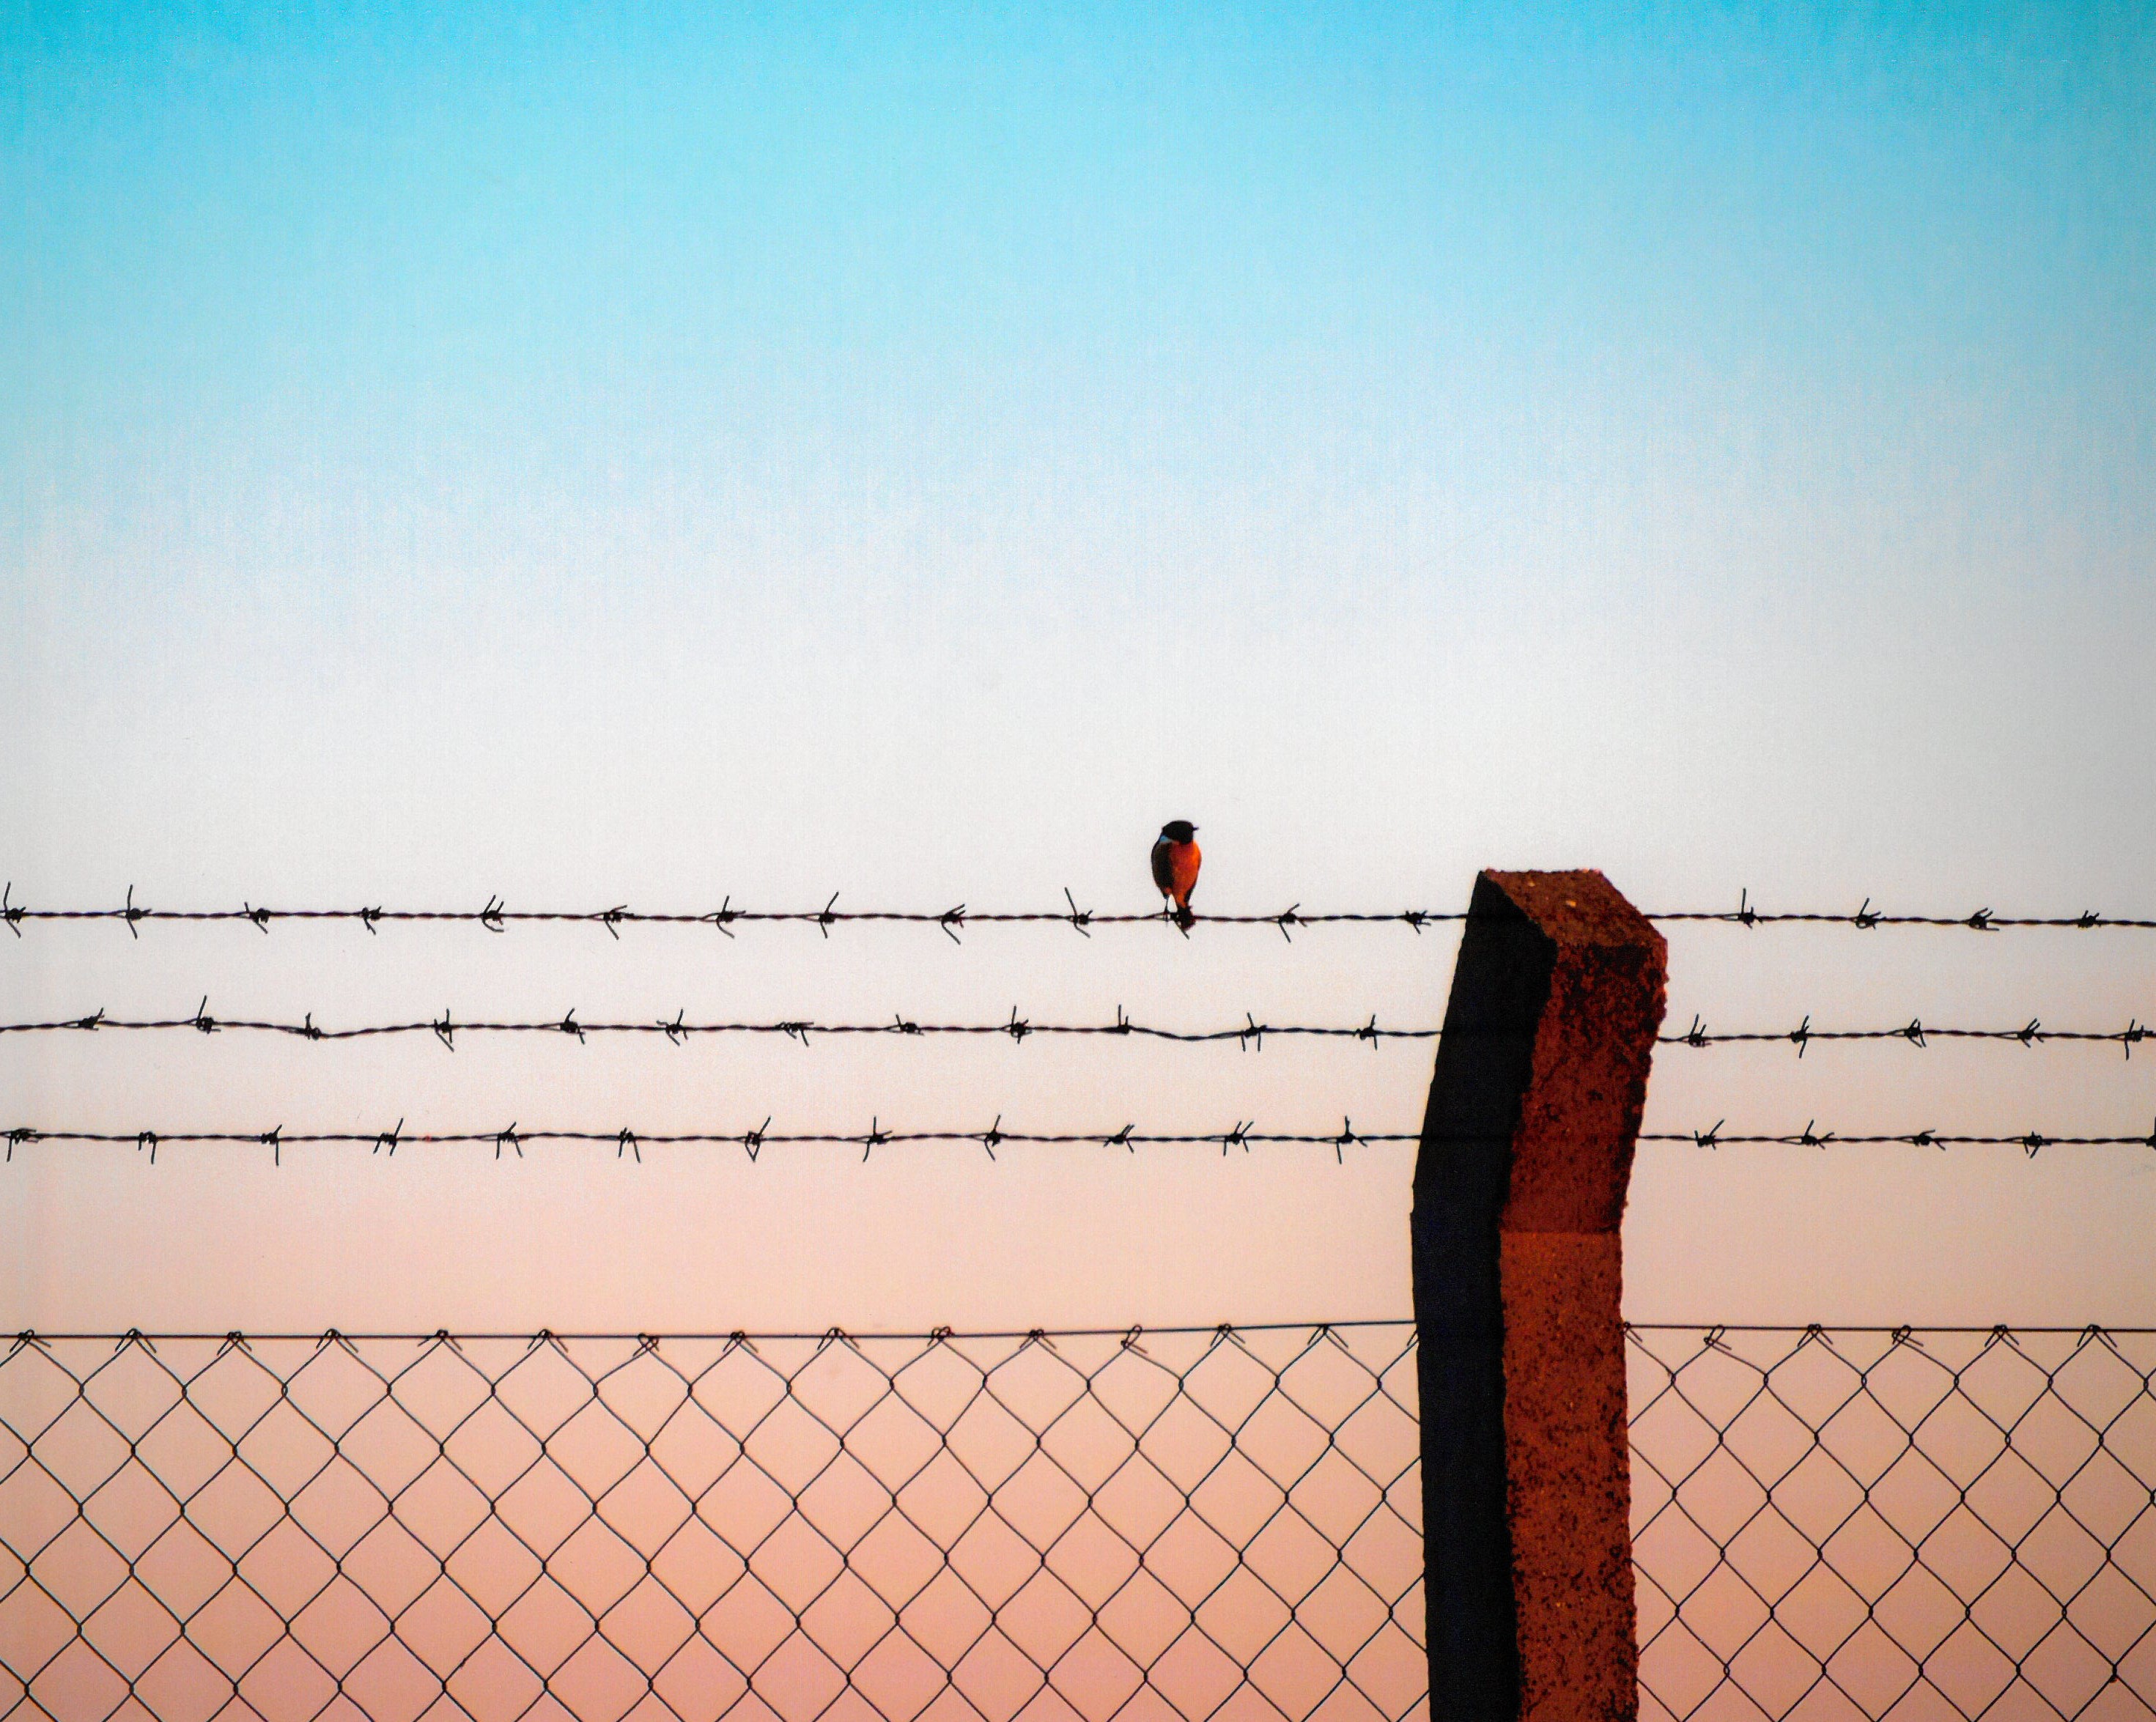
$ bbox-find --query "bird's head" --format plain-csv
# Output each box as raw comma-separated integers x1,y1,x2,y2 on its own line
1159,820,1197,844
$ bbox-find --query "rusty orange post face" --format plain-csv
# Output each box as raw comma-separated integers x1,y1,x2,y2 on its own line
1414,870,1667,1722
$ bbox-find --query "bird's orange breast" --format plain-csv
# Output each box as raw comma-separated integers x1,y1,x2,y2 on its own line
1158,840,1200,904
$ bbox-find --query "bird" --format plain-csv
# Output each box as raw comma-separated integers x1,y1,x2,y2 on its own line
1151,821,1201,931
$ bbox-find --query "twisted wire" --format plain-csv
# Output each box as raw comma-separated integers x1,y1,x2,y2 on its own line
0,1007,1425,1047
8,1123,2155,1166
6,884,2153,939
4,1008,2149,1054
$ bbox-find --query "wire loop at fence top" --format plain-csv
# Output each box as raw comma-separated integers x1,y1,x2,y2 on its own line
4,883,2153,936
2,1006,2150,1052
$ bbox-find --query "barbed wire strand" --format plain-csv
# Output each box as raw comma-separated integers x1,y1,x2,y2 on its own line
9,1121,2155,1166
0,1005,1427,1047
2,1007,2148,1054
5,883,2152,938
1,1122,1414,1165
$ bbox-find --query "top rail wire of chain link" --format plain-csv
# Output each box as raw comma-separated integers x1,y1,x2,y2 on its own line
4,885,2152,940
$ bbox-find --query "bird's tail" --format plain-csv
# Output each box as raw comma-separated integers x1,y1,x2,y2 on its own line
1174,901,1195,931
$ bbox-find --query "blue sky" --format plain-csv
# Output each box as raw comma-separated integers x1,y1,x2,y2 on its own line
4,4,2154,1328
7,4,2152,912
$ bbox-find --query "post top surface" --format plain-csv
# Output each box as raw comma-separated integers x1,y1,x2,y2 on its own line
1480,869,1662,952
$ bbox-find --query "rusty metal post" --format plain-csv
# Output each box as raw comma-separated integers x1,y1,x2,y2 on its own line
1413,870,1666,1722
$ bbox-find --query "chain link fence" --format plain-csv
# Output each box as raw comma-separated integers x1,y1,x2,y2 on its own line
1,1326,1425,1722
1631,1327,2156,1722
7,1325,2155,1721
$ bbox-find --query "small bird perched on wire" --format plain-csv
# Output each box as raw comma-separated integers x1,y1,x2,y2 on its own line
1151,820,1202,931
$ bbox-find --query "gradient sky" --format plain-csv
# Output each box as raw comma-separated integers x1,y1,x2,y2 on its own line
4,4,2154,1333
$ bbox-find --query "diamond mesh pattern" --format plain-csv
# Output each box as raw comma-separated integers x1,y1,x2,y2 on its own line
12,1325,2153,1722
1629,1327,2156,1722
0,1327,1424,1722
